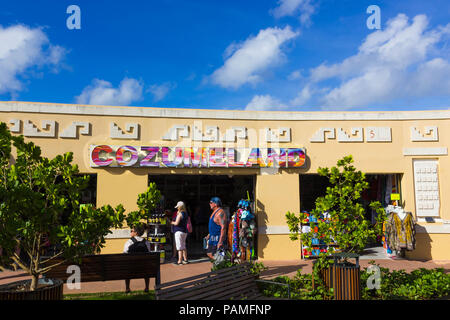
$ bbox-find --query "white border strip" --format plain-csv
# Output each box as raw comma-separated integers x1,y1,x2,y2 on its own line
2,101,450,121
258,226,291,235
416,223,450,234
403,147,448,156
417,218,444,223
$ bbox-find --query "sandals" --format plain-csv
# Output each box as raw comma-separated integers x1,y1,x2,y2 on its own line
173,261,182,265
182,260,189,265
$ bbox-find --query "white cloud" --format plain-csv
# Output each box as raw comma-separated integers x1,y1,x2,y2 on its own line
271,0,316,26
245,94,287,111
306,14,450,108
290,85,312,106
288,69,303,80
147,82,176,102
76,77,143,106
0,24,66,96
211,26,299,89
245,84,313,111
407,58,450,97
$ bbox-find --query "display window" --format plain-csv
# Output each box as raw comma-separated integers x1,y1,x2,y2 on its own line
299,173,402,259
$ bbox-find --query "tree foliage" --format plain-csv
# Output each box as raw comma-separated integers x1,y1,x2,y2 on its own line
125,183,162,229
0,122,125,290
286,155,386,293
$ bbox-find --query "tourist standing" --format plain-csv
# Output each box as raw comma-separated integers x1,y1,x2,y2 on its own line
205,197,227,260
171,201,189,265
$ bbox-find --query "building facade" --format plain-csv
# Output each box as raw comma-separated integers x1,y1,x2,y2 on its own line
1,101,449,260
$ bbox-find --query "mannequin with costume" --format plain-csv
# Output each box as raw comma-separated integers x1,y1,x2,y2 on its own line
384,206,415,257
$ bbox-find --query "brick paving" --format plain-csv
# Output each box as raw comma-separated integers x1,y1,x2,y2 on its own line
1,257,449,295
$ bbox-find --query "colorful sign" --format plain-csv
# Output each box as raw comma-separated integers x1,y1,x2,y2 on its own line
90,145,306,168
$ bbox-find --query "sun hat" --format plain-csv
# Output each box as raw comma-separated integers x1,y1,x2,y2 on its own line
175,201,185,208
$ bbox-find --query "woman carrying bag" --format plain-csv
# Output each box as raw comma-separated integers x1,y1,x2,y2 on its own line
171,201,189,265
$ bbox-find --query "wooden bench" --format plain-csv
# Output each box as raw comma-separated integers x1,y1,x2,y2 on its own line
43,252,160,286
155,262,290,300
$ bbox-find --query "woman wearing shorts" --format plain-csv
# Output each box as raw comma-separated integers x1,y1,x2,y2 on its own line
171,201,189,265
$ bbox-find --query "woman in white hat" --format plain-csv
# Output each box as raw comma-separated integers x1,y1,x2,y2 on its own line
171,201,189,265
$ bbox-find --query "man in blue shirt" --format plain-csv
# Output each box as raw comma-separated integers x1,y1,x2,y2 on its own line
205,197,227,260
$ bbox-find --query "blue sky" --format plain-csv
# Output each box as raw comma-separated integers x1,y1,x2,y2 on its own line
0,0,449,111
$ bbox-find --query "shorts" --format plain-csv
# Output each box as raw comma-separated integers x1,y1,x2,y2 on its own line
206,244,217,254
174,231,187,251
206,242,227,254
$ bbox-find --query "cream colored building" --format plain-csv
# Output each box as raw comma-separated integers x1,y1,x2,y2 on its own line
1,101,449,260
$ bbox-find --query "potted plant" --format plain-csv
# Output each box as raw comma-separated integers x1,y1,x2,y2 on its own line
286,155,386,300
0,122,126,299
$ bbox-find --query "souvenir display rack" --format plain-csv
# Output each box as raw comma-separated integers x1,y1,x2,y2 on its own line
300,211,339,259
229,199,257,263
147,211,167,263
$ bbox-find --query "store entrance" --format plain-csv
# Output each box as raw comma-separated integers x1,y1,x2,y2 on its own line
148,174,255,259
300,173,402,249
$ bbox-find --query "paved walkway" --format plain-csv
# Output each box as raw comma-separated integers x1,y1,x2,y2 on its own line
1,257,449,295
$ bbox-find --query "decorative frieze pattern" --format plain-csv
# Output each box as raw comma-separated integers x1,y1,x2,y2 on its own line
110,122,139,140
309,127,335,142
265,127,291,143
365,127,392,142
309,127,392,142
9,119,21,133
162,124,189,141
337,127,363,142
60,121,90,138
411,126,438,141
23,120,56,137
3,119,445,149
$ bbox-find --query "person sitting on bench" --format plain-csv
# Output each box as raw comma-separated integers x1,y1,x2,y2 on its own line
123,224,151,293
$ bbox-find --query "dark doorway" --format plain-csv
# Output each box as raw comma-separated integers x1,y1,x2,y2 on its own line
148,174,255,259
299,174,330,212
79,174,97,206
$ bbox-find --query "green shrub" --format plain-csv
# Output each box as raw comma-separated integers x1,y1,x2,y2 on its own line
210,252,267,275
259,269,332,300
262,265,450,300
249,261,267,275
361,265,449,300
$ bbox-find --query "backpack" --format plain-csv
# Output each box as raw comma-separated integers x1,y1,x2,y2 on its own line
128,237,149,253
186,216,193,233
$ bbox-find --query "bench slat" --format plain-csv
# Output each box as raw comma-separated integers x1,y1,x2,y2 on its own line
157,271,254,299
160,273,256,300
155,262,282,301
155,263,250,290
156,268,252,298
194,276,257,300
